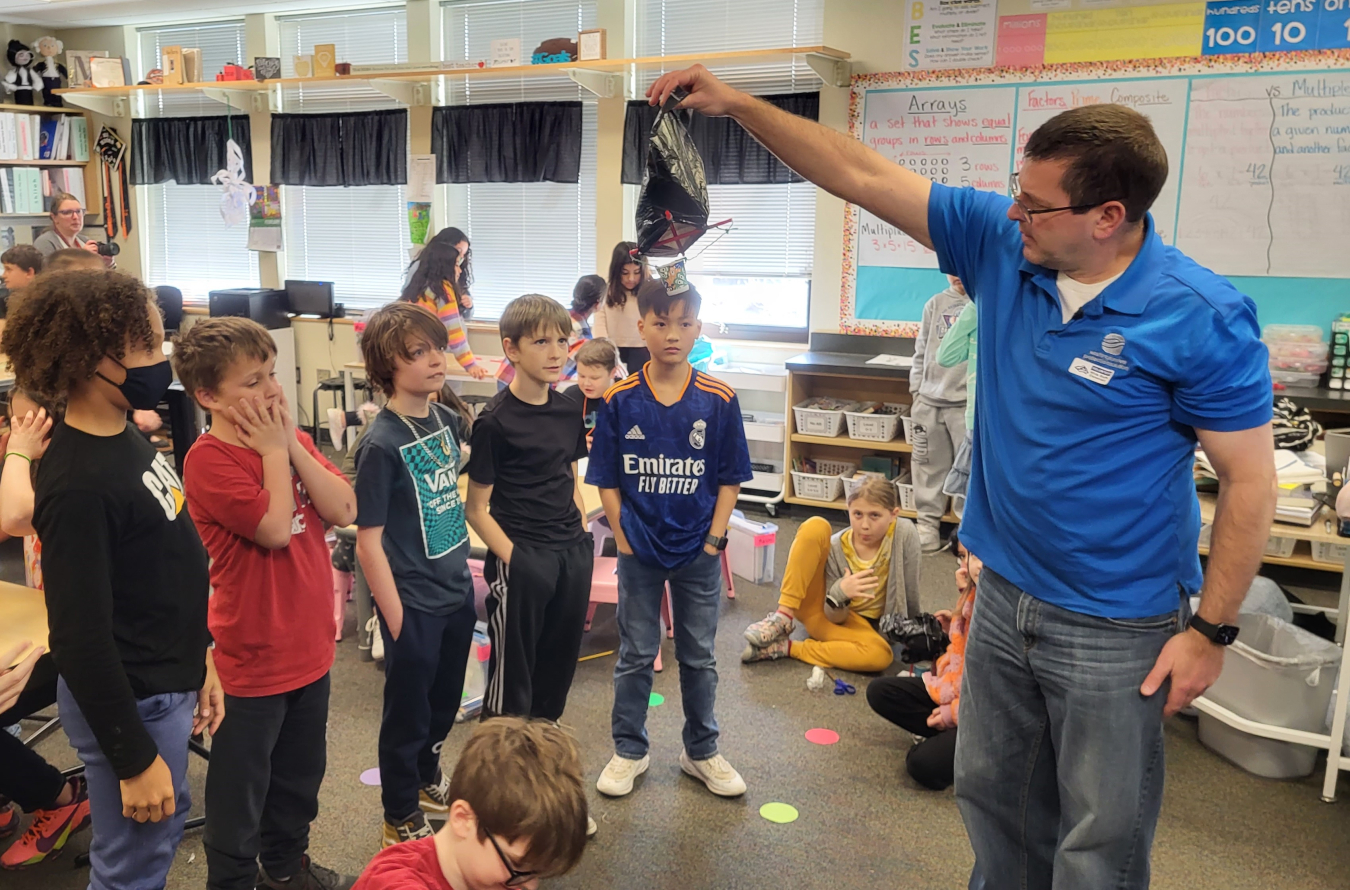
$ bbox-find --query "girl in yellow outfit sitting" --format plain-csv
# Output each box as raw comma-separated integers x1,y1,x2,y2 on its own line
742,479,921,672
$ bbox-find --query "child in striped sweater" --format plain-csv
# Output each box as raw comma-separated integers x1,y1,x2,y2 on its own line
400,238,491,380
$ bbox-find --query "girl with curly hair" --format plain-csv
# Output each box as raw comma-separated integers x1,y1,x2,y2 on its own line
0,270,222,889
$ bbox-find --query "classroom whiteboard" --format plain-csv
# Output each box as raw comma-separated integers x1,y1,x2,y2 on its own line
841,52,1350,337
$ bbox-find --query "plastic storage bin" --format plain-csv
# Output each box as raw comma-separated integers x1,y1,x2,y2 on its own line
1263,324,1325,343
792,470,844,502
1198,612,1342,778
1271,370,1322,388
456,624,492,722
727,514,778,584
894,481,916,511
1311,540,1350,565
844,403,907,442
793,399,858,437
812,458,858,478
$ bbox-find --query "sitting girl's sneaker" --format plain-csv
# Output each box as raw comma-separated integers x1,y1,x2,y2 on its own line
1,777,90,869
0,801,17,840
741,635,792,663
743,610,794,648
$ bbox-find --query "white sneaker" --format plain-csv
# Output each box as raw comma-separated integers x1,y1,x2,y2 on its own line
678,751,746,797
596,753,649,797
918,528,943,553
367,615,384,662
586,815,597,838
327,408,348,452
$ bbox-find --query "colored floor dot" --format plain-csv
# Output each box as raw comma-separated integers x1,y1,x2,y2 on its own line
359,768,381,786
649,692,665,706
759,802,799,824
805,728,840,745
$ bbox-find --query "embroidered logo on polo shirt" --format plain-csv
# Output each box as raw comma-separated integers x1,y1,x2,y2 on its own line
689,419,707,450
1102,333,1126,356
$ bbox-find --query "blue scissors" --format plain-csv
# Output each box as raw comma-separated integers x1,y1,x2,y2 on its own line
827,672,856,696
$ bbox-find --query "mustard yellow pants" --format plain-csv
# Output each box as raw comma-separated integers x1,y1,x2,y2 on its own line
778,516,894,673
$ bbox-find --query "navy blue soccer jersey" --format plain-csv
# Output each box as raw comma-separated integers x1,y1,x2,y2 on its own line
586,364,753,570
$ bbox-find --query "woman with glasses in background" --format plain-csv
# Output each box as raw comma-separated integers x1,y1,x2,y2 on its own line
33,193,112,266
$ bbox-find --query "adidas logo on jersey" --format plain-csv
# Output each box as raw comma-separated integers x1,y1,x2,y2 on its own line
625,426,645,440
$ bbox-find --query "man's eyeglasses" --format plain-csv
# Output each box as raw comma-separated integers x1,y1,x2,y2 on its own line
53,208,83,218
487,832,537,889
1009,172,1117,217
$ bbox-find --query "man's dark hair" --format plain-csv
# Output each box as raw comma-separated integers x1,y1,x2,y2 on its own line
1023,104,1167,224
636,279,701,319
1,245,42,275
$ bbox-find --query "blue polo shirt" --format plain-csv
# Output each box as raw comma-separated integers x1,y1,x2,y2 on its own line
927,184,1271,619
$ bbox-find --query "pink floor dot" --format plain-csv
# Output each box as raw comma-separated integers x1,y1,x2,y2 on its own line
804,728,840,746
359,768,381,786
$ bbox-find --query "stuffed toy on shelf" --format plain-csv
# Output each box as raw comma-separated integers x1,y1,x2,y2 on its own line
34,36,66,107
4,40,42,106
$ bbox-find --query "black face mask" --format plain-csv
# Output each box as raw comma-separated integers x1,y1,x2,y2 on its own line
97,355,172,411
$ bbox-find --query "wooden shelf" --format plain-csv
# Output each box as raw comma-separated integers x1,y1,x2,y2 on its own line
0,159,88,167
1198,544,1339,573
0,103,86,115
791,432,912,453
55,45,852,113
785,494,958,523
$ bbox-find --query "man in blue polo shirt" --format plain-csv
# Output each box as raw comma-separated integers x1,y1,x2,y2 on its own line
651,68,1277,888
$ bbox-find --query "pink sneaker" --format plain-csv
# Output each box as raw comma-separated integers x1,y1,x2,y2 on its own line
743,610,794,648
1,778,90,869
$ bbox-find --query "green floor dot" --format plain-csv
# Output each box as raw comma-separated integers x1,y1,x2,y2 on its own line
649,692,665,706
759,802,799,824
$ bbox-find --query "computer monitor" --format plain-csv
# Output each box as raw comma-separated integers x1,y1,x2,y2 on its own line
285,280,335,318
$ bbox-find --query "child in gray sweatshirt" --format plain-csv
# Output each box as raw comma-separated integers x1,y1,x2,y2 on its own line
908,276,970,552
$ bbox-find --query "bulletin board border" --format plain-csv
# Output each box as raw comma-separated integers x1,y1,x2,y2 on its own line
838,49,1350,337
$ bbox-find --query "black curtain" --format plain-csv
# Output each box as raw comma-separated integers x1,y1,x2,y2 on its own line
270,109,407,187
130,116,253,186
622,92,818,185
432,101,581,184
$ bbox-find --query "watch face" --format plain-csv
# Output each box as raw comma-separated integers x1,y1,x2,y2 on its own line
1215,625,1239,645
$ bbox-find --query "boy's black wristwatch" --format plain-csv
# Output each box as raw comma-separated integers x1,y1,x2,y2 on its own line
1188,615,1239,646
705,533,729,551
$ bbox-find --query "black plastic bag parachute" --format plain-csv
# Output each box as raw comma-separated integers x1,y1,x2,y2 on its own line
636,88,710,258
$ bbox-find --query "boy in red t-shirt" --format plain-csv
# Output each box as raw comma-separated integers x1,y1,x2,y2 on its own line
353,718,587,890
174,318,358,890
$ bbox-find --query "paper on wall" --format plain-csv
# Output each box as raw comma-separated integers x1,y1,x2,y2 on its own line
408,154,436,203
905,0,997,70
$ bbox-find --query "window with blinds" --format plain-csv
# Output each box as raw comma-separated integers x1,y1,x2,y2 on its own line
278,7,411,311
136,20,248,117
143,184,259,302
633,0,822,336
137,21,257,302
440,0,598,320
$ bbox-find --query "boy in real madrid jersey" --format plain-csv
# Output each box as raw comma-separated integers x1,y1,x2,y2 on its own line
586,280,754,800
353,303,476,850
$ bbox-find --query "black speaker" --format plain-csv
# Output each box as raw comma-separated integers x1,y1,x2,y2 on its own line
208,288,291,330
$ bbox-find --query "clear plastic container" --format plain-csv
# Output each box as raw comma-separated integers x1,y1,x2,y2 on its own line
1271,370,1322,388
1263,324,1325,343
1267,341,1328,374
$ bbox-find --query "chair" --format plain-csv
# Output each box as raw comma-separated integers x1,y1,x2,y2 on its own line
588,515,735,598
155,285,183,334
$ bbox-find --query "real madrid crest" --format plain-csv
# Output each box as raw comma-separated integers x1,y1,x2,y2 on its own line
689,418,707,450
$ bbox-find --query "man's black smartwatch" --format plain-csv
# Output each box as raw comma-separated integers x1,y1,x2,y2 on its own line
1188,615,1239,646
705,533,729,552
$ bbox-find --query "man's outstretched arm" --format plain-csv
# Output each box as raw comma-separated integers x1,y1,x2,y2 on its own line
648,65,934,249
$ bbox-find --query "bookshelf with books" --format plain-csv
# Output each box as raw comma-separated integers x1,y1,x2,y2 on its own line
0,103,99,224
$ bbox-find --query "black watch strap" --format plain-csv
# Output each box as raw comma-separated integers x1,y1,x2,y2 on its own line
1188,614,1239,646
705,533,729,551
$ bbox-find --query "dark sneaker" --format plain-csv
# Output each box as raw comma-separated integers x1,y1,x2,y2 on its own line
1,777,91,869
256,855,355,890
0,802,17,840
381,809,433,849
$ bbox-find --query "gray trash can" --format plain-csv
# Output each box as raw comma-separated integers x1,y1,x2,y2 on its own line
1198,612,1342,779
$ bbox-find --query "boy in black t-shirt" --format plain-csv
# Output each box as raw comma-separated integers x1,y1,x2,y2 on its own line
353,303,476,850
467,295,593,729
1,271,219,889
563,337,620,448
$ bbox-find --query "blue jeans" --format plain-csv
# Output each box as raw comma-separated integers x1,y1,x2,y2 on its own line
612,550,723,760
954,568,1185,890
58,678,195,890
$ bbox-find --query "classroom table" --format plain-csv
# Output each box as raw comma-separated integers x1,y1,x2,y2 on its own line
0,580,47,667
1193,491,1350,802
